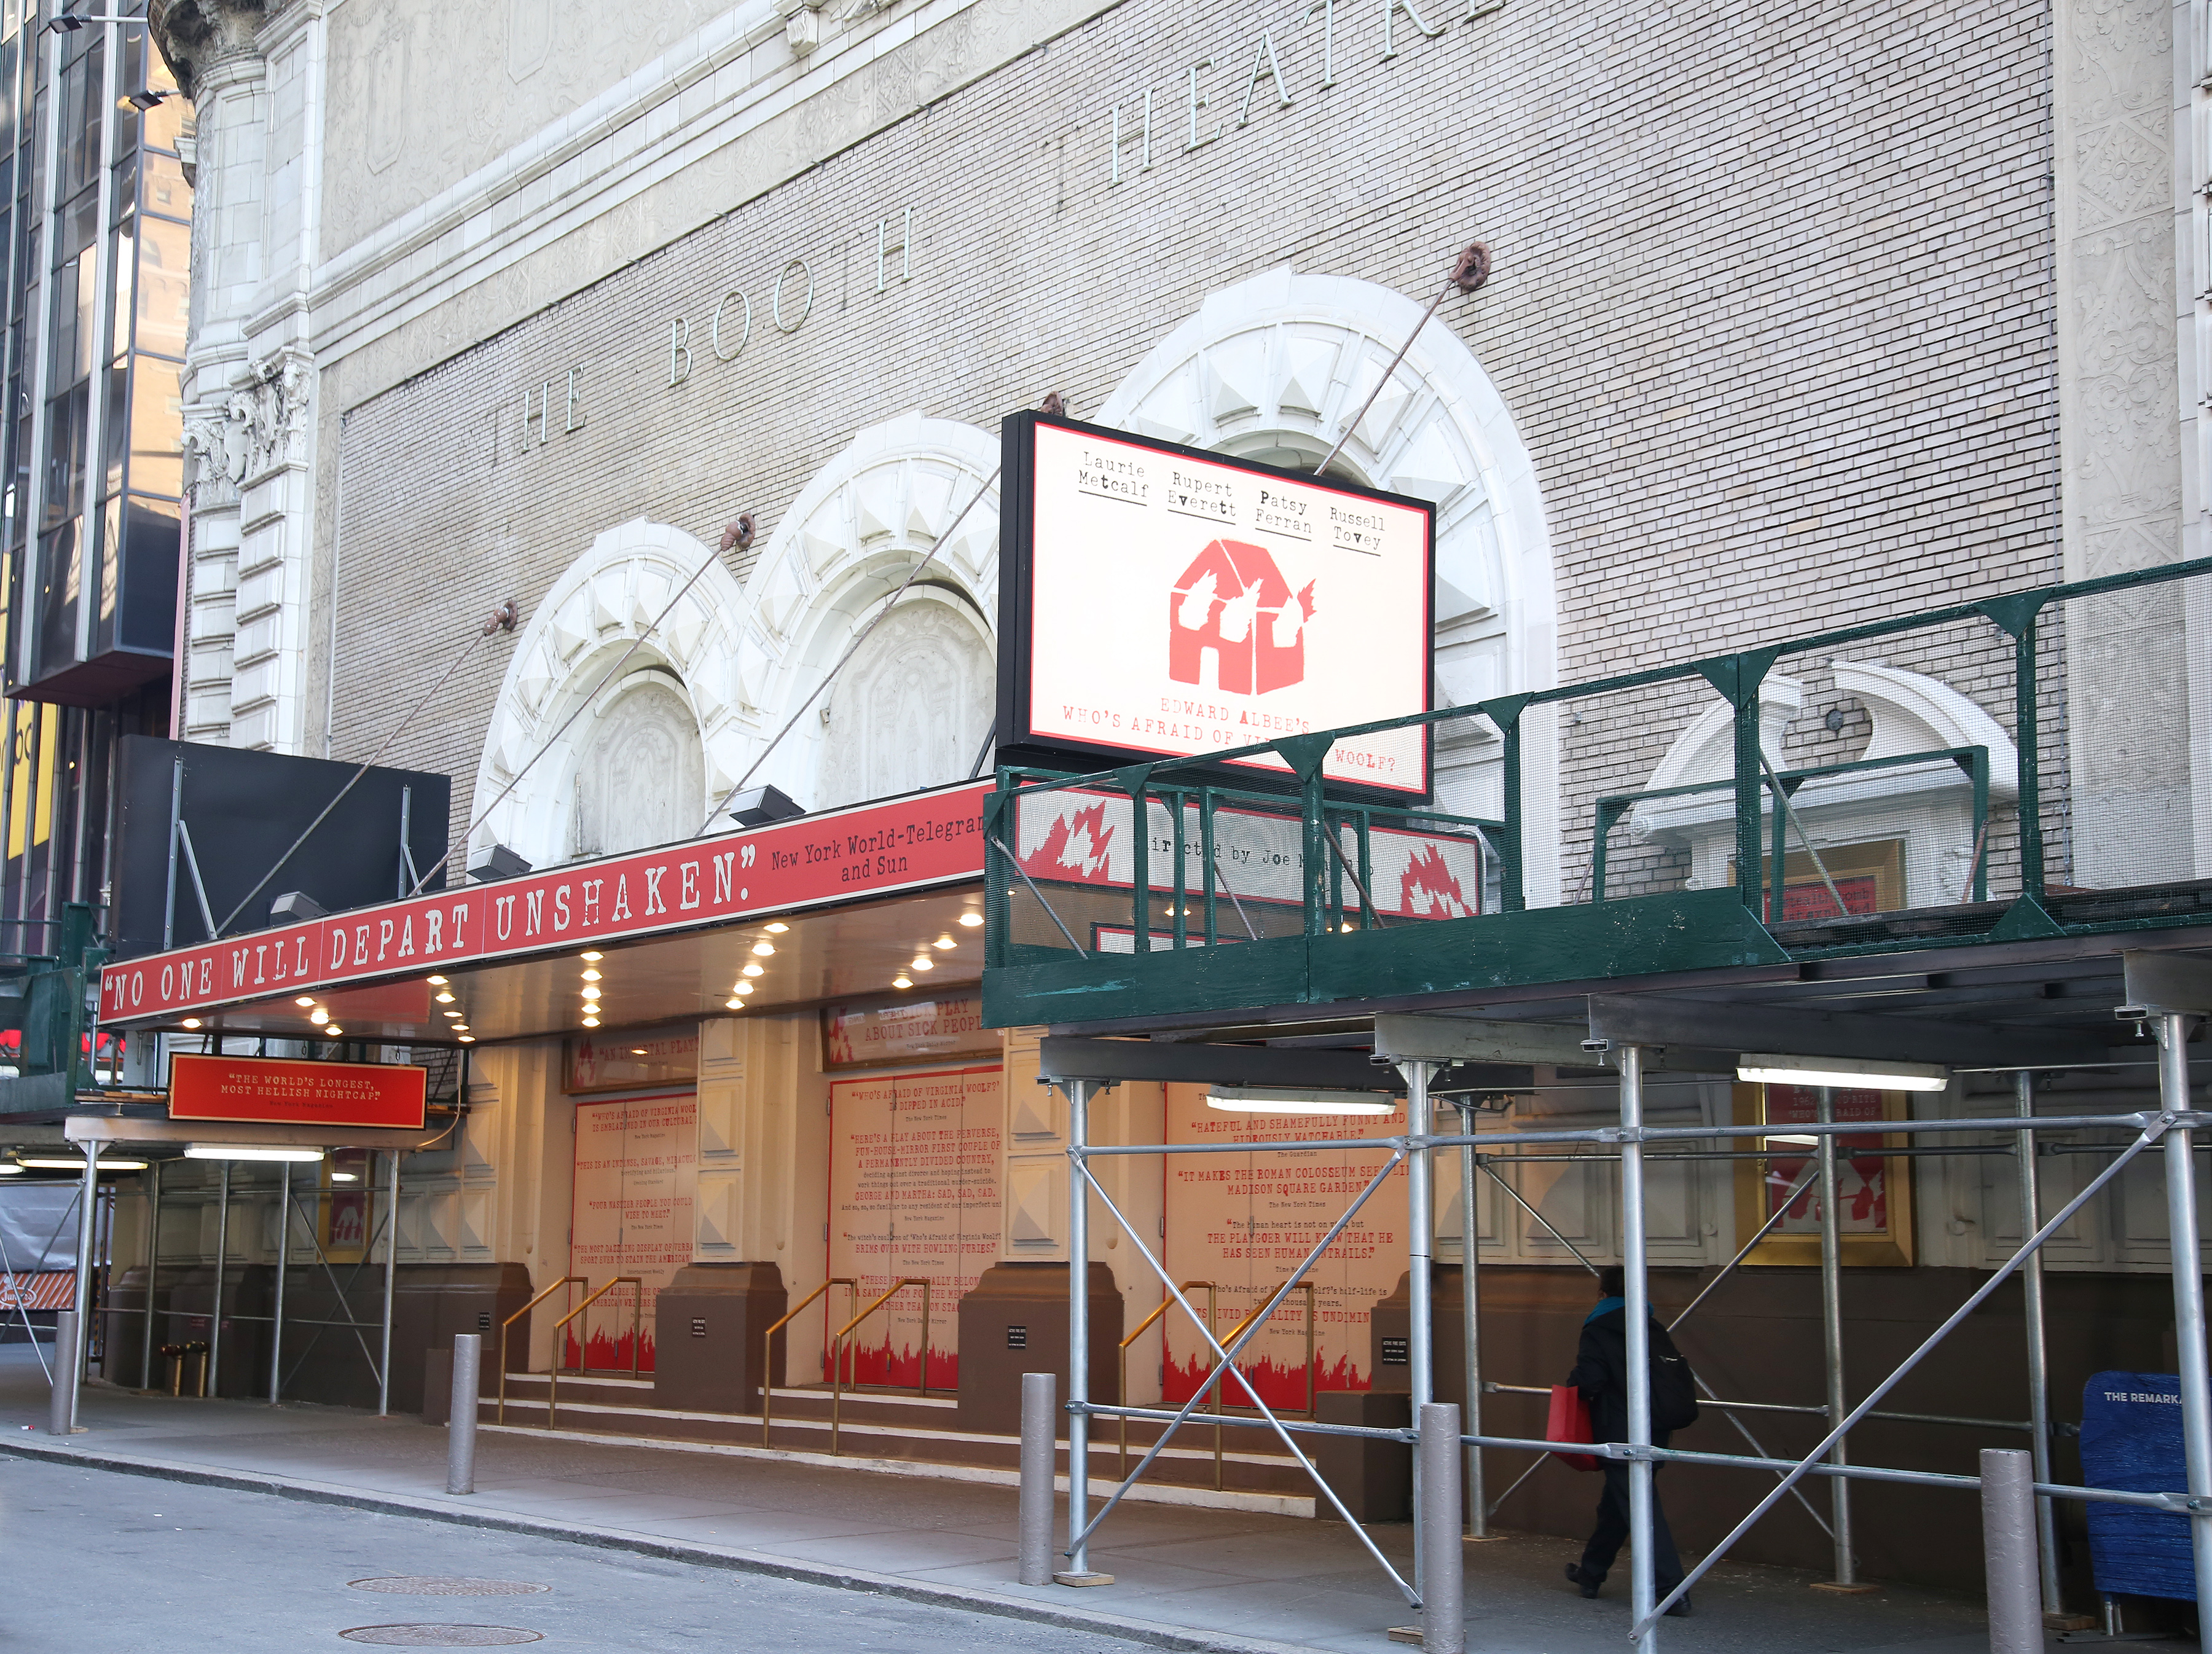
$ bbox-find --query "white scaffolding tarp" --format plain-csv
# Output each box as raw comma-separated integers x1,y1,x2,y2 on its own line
0,1185,79,1271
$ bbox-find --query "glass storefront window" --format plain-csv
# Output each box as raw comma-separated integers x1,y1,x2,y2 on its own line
133,211,184,359
125,356,178,498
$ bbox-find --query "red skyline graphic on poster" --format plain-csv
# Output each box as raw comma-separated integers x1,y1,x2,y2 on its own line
1398,844,1473,919
1026,799,1116,879
1164,1347,1366,1410
1169,539,1317,696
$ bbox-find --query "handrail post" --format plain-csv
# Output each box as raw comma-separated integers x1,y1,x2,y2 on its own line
1768,770,1789,921
2012,609,2046,903
1130,779,1150,953
499,1274,586,1426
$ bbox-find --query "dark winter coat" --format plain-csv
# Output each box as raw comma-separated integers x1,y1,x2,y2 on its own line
1567,1299,1696,1446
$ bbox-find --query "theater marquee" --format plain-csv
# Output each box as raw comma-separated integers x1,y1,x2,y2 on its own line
998,412,1433,800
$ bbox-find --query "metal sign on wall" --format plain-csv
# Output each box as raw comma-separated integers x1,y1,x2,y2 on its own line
168,1053,428,1130
98,779,990,1024
565,1029,700,1094
822,994,996,1069
997,412,1435,800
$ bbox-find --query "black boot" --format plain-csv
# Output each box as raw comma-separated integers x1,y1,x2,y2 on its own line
1564,1563,1602,1599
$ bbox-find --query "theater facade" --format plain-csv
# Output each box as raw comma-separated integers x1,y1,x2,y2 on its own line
65,0,2212,1590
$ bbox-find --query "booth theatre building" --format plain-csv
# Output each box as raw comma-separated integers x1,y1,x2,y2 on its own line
35,0,2212,1614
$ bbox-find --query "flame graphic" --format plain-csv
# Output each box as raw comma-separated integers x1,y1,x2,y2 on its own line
1028,801,1116,880
1399,845,1472,919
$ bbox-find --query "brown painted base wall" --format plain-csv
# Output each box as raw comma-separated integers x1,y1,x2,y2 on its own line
1370,1264,2189,1601
955,1261,1122,1436
653,1262,788,1413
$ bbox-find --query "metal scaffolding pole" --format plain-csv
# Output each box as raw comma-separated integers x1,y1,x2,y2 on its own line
1817,1088,1859,1588
269,1162,290,1405
140,1162,162,1391
68,1143,100,1429
1618,1044,1657,1654
2014,1071,2063,1619
2156,1013,2212,1608
1456,1098,1487,1538
378,1151,398,1417
1403,1060,1435,1597
209,1160,232,1399
1061,1080,1106,1584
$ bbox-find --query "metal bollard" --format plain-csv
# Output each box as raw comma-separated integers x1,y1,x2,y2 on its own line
1018,1371,1056,1586
1419,1401,1464,1652
49,1310,77,1436
446,1333,481,1495
1982,1448,2041,1654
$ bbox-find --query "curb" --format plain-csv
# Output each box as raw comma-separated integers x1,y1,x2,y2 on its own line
0,1434,1324,1654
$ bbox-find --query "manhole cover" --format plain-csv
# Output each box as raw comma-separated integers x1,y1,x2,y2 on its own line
350,1580,551,1597
338,1630,543,1647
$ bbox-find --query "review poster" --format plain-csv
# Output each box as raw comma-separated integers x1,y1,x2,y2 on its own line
1160,1082,1408,1408
569,1092,698,1371
828,1066,1003,1389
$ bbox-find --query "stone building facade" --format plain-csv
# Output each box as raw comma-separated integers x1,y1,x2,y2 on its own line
135,0,2211,1499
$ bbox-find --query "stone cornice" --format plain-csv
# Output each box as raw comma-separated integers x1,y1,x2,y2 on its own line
304,0,1120,400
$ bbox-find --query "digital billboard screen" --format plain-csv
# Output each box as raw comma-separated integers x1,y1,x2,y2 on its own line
998,412,1433,800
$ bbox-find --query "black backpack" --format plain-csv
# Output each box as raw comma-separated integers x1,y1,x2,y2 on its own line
1650,1327,1700,1433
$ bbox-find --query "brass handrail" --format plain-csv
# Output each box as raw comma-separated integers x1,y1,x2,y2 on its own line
1209,1284,1319,1486
498,1275,586,1424
546,1276,640,1432
830,1277,932,1456
760,1276,857,1447
1119,1281,1215,1475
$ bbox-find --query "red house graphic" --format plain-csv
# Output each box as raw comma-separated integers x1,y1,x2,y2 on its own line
1169,539,1317,696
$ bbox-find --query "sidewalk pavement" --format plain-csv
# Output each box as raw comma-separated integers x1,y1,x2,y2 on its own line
0,1347,2100,1652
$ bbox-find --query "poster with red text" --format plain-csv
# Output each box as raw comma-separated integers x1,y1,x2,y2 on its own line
1161,1082,1407,1409
828,1066,1003,1390
568,1093,697,1371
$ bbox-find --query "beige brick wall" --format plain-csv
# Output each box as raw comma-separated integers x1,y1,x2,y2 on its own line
324,0,2063,891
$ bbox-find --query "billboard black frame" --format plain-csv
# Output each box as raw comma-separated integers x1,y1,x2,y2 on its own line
994,409,1437,806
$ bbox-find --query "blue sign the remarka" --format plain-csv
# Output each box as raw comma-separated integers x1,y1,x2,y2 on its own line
2080,1371,2194,1602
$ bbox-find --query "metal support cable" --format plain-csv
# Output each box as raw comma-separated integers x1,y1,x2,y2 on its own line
410,567,716,896
986,832,1088,957
222,610,512,933
1316,244,1489,477
1637,1116,2170,1636
694,466,1002,838
1758,751,1849,920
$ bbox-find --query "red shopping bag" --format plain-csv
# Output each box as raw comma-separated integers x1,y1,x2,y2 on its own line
1546,1384,1599,1472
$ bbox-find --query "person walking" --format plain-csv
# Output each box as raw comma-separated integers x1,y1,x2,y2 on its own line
1562,1266,1698,1615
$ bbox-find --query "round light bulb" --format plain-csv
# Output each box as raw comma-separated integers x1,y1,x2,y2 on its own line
581,986,601,1001
582,1016,600,1027
764,922,789,935
742,963,763,978
751,941,775,957
296,995,315,1007
725,997,744,1010
308,1008,328,1025
581,968,602,982
181,1017,201,1030
911,957,933,971
893,975,912,990
435,991,455,1004
933,936,955,949
458,1035,476,1043
734,981,755,995
957,912,982,928
426,976,447,986
324,1026,343,1037
581,951,603,962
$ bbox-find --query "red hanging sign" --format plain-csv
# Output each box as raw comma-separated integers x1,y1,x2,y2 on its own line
168,1053,429,1130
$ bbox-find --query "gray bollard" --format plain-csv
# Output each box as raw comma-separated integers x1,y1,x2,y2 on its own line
1419,1401,1464,1653
1018,1371,1056,1586
48,1309,77,1436
1982,1448,2041,1654
446,1333,481,1495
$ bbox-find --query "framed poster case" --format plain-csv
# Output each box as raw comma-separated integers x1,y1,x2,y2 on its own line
1731,1082,1916,1267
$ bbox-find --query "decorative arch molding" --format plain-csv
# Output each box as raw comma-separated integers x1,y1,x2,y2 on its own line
471,519,745,871
1095,265,1560,897
734,411,999,812
1631,663,2019,907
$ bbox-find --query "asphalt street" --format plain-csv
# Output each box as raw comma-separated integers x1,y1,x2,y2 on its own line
0,1453,1163,1653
